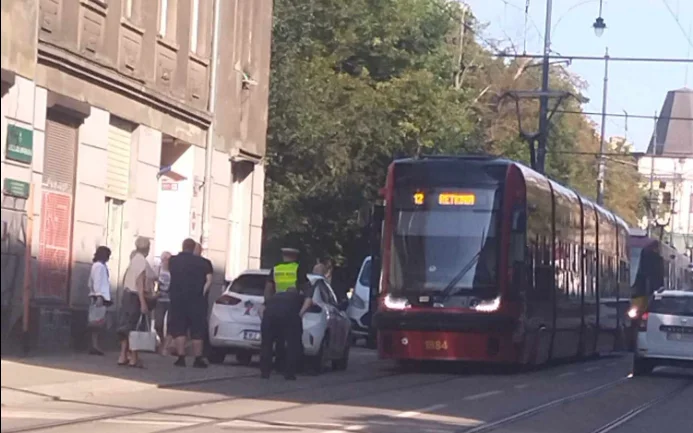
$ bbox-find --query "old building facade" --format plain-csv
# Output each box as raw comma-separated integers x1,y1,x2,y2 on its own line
1,0,272,351
636,88,693,260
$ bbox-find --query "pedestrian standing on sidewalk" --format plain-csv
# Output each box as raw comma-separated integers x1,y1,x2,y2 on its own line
193,242,214,358
169,238,213,368
154,251,173,355
88,246,112,355
117,237,158,368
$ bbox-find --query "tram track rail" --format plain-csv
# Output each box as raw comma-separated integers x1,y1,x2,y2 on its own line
153,352,634,433
459,377,693,433
588,380,693,433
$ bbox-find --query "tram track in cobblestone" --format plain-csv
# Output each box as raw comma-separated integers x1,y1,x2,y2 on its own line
458,377,693,433
2,360,410,433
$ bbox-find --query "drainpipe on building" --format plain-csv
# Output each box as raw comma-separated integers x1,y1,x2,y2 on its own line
22,184,35,355
201,0,222,256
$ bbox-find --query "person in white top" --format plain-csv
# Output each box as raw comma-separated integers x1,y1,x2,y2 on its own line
88,246,112,355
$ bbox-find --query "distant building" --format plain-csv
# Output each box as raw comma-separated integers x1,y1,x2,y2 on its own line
1,0,272,351
635,88,693,259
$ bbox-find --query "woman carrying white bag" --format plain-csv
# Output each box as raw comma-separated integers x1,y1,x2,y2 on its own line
87,246,113,356
117,237,159,368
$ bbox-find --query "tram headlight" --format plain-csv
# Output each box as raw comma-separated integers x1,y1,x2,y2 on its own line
383,294,410,310
473,296,501,313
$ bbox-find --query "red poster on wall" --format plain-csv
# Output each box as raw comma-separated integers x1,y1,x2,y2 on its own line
36,191,73,302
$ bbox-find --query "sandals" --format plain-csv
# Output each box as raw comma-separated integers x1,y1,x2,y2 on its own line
128,360,146,369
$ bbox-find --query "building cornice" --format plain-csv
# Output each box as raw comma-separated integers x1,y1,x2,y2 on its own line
37,41,212,129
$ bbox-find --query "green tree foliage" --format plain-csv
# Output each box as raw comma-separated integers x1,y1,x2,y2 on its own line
263,0,642,273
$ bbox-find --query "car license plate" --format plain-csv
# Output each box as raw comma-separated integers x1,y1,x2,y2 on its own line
667,332,693,342
243,331,261,341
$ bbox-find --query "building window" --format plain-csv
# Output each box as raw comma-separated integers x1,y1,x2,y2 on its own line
190,0,200,53
124,0,133,19
662,191,672,207
158,0,178,39
123,0,141,23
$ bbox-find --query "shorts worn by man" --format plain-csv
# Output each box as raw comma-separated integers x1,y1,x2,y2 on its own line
169,238,213,368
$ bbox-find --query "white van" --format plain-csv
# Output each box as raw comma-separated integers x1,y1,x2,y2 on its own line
347,256,373,345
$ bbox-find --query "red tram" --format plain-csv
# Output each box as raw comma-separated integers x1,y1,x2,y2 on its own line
372,155,630,366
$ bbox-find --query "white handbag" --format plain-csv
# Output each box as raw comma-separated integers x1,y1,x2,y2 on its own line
88,303,107,328
129,315,157,352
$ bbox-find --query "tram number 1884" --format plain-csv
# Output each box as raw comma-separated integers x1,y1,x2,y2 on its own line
425,340,448,351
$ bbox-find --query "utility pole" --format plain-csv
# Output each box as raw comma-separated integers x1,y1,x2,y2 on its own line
647,112,658,237
454,4,468,90
201,0,221,256
536,0,554,174
596,47,610,205
623,110,629,143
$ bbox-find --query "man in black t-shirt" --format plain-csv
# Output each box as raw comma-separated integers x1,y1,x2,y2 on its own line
260,276,314,380
169,238,213,368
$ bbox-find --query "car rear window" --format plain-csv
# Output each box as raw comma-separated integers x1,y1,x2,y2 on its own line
649,296,693,316
229,274,266,296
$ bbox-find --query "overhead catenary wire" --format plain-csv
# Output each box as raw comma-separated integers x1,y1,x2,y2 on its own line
660,0,693,50
496,53,693,63
555,110,693,122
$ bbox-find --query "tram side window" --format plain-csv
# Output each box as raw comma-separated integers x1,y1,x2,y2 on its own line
510,208,527,290
585,249,596,301
604,256,617,299
618,260,628,299
530,235,552,301
526,239,537,295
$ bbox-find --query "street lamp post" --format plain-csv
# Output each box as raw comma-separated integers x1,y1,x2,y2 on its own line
593,0,606,36
596,47,610,205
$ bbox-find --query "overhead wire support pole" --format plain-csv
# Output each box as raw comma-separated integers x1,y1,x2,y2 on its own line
536,0,554,174
201,0,222,255
596,47,610,206
648,112,658,238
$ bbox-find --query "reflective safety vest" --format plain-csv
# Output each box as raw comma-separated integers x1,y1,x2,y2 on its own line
273,262,299,293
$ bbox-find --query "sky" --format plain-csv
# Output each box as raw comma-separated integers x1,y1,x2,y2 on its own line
466,0,693,152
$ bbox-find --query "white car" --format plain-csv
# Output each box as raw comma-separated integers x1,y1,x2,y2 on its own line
208,270,352,372
347,256,373,345
633,289,693,376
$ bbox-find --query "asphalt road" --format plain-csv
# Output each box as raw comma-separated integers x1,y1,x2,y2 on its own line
1,348,691,433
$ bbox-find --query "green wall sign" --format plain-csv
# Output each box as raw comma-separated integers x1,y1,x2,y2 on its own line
6,124,34,164
3,178,30,199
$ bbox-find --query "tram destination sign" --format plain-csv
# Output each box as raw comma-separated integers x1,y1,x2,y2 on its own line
438,192,476,206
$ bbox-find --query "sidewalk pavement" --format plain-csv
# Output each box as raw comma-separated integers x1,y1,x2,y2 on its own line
1,351,256,407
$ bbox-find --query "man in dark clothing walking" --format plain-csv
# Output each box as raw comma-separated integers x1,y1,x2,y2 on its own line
169,238,213,368
260,247,313,380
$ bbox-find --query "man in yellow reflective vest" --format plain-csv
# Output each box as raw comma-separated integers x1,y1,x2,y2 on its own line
260,247,313,380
